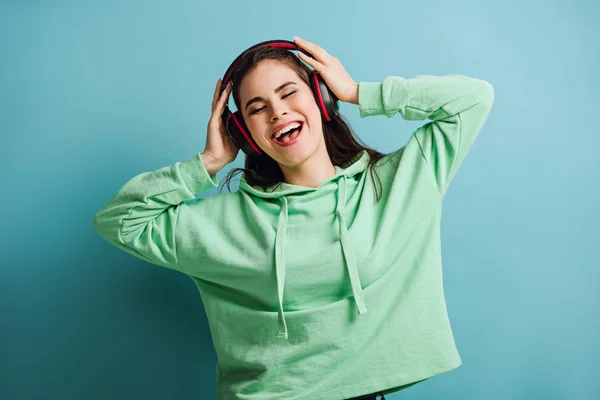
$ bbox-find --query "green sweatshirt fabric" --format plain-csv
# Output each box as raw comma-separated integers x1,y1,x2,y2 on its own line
93,74,494,399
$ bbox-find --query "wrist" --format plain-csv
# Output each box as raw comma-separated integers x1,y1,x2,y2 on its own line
348,83,359,105
200,152,224,176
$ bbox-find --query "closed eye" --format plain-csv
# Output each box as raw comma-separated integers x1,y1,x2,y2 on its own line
249,91,297,115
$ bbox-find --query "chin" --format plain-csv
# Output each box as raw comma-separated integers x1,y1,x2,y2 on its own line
278,146,323,170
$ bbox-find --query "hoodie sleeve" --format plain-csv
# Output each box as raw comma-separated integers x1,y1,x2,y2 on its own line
358,74,494,195
92,152,218,272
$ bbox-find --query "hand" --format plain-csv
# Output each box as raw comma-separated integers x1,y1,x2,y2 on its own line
203,79,239,170
293,36,359,105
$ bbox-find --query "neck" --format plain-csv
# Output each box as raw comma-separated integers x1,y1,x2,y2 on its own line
279,153,336,189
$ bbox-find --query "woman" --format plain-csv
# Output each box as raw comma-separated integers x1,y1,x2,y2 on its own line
93,37,494,400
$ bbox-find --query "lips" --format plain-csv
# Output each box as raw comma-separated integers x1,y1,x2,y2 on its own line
271,120,303,138
271,122,304,147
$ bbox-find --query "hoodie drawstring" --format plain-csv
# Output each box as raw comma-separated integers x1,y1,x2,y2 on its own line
336,175,368,317
275,196,289,339
274,175,367,340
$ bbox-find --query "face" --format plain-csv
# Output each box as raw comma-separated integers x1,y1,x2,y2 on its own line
238,61,325,169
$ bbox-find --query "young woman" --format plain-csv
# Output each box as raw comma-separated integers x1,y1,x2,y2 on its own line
93,37,494,400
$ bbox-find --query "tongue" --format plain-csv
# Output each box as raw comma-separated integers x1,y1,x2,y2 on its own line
281,127,300,143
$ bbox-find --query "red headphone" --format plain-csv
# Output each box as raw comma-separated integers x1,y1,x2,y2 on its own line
220,40,340,155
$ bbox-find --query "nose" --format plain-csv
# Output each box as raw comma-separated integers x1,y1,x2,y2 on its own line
270,102,289,122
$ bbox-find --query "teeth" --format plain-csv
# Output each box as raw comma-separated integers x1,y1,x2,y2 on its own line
273,122,301,139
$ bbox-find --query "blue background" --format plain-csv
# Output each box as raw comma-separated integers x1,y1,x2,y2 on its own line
1,0,598,399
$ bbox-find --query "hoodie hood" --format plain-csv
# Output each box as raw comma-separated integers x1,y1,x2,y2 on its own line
237,150,371,340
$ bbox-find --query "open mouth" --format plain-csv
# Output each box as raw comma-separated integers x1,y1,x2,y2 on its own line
271,122,304,146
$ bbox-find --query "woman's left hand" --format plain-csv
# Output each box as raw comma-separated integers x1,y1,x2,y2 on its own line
293,36,359,105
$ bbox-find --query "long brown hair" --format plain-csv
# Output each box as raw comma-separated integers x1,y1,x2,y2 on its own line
219,45,390,202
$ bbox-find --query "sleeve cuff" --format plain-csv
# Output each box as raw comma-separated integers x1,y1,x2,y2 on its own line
358,82,385,118
178,152,219,194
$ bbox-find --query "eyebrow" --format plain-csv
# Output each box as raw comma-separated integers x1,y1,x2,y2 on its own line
244,81,297,111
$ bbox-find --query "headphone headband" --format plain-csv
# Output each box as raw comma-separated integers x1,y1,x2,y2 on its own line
220,40,316,96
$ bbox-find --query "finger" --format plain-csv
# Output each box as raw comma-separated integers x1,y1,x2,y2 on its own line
298,52,325,72
294,36,331,63
212,81,231,113
212,79,222,108
215,81,232,112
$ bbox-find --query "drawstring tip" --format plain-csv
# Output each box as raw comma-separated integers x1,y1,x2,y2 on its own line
357,302,368,315
278,331,288,340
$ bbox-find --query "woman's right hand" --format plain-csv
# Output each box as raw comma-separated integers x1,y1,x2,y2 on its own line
202,79,239,171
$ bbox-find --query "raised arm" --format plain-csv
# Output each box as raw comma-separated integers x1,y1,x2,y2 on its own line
358,74,494,194
92,153,218,272
93,76,240,272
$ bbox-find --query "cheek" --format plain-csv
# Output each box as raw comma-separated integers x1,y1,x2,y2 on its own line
305,92,322,113
306,104,323,127
245,118,268,143
295,95,320,121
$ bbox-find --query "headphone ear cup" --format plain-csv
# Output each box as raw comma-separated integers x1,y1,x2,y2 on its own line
310,71,339,122
228,110,263,155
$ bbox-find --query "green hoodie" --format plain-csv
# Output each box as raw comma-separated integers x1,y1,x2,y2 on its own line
93,74,494,399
